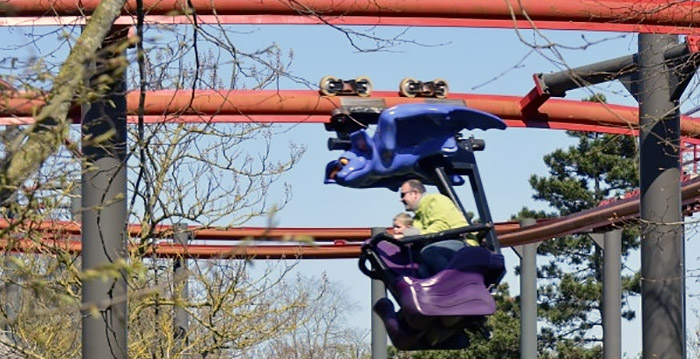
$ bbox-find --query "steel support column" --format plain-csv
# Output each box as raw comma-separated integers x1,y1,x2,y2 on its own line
514,218,537,359
81,29,129,359
1,257,18,337
603,229,622,359
370,227,388,359
70,184,81,221
1,125,19,338
173,223,190,351
638,34,686,359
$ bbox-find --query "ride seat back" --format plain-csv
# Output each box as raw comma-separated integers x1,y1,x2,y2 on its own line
375,241,420,278
392,246,503,317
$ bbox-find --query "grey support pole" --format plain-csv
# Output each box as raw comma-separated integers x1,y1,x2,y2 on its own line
70,184,81,221
172,223,189,347
1,125,20,338
513,218,537,359
370,227,388,359
81,29,129,359
638,34,686,359
603,229,622,359
1,258,18,336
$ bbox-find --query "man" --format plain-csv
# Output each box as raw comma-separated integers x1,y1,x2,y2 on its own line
399,179,477,277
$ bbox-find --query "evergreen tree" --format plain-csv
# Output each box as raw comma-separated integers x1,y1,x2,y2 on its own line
521,95,641,357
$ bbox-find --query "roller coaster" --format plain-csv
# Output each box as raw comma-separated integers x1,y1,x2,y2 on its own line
3,88,700,255
0,0,698,358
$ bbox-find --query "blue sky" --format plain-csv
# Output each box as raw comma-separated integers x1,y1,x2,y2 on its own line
2,21,698,356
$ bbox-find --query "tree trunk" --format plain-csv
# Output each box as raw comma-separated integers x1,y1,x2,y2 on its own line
0,0,128,204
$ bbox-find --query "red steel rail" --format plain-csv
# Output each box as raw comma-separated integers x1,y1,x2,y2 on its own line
501,176,700,246
3,175,700,259
3,90,700,143
0,221,522,259
1,239,366,259
0,220,522,241
2,0,700,34
4,16,700,35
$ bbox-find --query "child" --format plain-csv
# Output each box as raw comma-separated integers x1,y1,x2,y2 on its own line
392,212,419,239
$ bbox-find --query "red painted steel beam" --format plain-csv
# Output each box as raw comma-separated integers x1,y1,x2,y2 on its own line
0,238,364,259
2,0,700,34
150,243,361,259
500,176,700,246
0,219,521,242
3,90,700,143
3,175,700,259
0,219,374,241
0,222,523,259
3,173,700,259
1,15,700,35
2,172,700,258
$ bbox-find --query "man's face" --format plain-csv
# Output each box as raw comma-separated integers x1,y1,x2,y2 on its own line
399,183,420,211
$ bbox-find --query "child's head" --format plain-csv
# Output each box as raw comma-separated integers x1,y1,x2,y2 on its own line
392,212,413,235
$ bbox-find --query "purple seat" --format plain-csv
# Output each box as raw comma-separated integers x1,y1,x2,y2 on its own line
376,241,501,317
373,240,420,277
363,239,504,350
374,297,470,351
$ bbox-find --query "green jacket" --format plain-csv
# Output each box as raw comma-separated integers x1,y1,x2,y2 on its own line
413,193,479,246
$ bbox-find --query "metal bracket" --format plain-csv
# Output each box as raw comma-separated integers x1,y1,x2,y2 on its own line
520,74,551,115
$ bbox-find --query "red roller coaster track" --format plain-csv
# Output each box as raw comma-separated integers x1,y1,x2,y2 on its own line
2,0,700,35
1,0,698,260
2,176,700,259
3,90,700,143
2,89,699,259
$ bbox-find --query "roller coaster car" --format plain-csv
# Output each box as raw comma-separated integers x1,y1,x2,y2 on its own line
324,103,507,350
324,103,506,190
359,225,505,350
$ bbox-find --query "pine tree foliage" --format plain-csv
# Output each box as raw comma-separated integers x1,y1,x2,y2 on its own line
520,95,641,355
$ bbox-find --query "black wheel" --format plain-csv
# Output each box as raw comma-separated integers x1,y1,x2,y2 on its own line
433,78,449,98
319,75,339,96
355,76,373,97
399,77,417,97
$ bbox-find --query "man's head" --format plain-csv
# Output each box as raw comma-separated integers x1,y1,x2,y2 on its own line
399,179,425,212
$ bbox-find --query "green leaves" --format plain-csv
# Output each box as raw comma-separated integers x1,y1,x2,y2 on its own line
522,96,640,356
530,132,639,216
